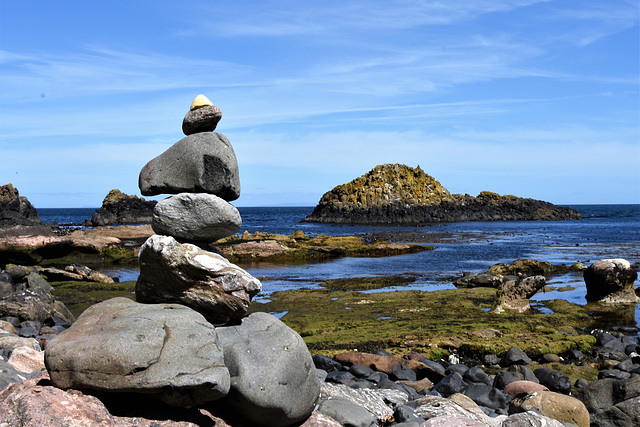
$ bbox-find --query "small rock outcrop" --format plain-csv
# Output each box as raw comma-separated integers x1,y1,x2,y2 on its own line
91,189,157,226
490,275,547,314
0,184,43,227
584,258,639,303
302,164,582,224
45,297,230,408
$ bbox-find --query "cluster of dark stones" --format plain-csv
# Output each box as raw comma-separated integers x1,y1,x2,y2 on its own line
310,329,640,426
0,183,43,228
303,164,582,225
0,265,75,388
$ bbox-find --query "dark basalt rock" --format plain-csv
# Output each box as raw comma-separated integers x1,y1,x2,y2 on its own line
0,184,43,228
91,189,157,226
302,164,582,224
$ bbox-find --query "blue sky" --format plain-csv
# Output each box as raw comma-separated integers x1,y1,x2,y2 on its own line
1,1,638,208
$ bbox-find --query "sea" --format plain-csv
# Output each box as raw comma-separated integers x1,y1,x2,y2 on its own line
38,205,640,328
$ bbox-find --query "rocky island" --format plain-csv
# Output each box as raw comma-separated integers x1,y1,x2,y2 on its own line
303,164,582,224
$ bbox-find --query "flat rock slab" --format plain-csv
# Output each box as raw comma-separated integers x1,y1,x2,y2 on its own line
152,193,241,242
138,132,240,201
44,297,230,408
136,235,261,324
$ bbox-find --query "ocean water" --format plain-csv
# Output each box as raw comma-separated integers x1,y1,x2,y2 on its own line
38,205,640,327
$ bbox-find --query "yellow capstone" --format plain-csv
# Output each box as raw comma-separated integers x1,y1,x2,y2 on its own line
190,94,213,110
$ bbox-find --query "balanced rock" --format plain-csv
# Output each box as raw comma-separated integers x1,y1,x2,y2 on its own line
182,94,222,135
216,312,320,427
0,183,43,227
136,235,261,323
45,297,230,408
138,132,240,201
152,193,241,242
584,258,639,303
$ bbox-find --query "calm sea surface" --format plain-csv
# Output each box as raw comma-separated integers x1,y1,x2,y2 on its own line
38,205,640,327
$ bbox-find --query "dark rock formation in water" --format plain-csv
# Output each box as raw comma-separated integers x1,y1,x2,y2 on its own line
0,184,43,228
91,189,156,226
302,164,582,224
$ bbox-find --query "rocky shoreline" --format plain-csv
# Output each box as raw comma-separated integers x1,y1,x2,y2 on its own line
1,263,638,426
303,164,582,224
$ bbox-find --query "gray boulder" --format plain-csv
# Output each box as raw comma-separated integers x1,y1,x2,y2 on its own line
44,297,230,407
584,258,639,303
138,132,240,201
152,193,241,242
136,235,261,323
216,312,320,427
317,398,377,427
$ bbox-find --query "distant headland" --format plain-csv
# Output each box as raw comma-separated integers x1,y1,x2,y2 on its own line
302,164,582,224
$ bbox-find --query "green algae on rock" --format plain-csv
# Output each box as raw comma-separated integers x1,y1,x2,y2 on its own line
248,286,596,360
303,164,582,224
213,230,433,263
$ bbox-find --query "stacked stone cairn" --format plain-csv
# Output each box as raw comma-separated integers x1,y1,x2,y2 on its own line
42,96,321,426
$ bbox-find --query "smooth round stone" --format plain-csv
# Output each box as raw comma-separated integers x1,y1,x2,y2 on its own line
182,105,222,135
152,193,241,242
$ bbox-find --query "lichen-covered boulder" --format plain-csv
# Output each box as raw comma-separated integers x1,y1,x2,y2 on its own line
138,132,240,201
136,235,261,323
215,312,320,427
491,275,546,314
584,258,638,303
152,193,241,242
45,297,230,408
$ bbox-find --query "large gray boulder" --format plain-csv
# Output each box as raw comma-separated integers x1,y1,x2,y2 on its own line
152,193,241,242
584,258,638,303
44,297,230,408
138,132,240,201
136,235,261,323
216,312,320,427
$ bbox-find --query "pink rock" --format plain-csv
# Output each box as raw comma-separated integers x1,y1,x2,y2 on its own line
0,373,199,426
504,380,549,397
334,351,445,382
421,414,488,426
7,346,45,373
299,410,342,426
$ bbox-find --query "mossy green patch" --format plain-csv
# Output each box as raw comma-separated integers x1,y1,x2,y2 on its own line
319,275,418,291
248,287,595,359
51,280,136,318
215,231,433,264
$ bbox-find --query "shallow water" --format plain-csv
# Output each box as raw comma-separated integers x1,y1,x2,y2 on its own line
48,204,639,328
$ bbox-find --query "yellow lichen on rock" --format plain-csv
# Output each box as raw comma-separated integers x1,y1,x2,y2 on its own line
190,94,213,110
